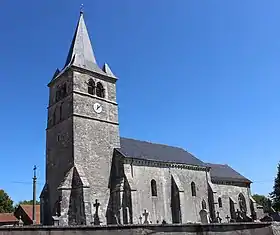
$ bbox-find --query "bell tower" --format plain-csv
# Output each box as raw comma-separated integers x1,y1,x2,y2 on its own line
40,10,120,225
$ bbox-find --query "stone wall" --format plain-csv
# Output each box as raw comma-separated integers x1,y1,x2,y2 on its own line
123,162,210,224
0,222,278,235
211,182,252,221
71,69,120,225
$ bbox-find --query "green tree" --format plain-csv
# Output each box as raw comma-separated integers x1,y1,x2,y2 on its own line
0,189,14,213
270,162,280,211
252,194,273,213
18,200,40,205
14,200,40,209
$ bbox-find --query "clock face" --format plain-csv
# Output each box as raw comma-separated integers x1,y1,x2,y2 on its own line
93,103,102,114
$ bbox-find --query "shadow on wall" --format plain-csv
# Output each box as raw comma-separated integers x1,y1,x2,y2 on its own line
68,168,86,225
106,154,133,225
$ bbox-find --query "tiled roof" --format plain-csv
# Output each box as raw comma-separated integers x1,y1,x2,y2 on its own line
0,213,18,223
20,204,40,224
206,163,251,183
118,137,205,166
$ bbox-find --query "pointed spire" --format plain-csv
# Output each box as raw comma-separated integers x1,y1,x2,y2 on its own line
102,63,116,78
64,10,104,74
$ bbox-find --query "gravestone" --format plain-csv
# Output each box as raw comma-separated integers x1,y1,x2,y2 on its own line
18,216,24,226
142,209,149,224
235,209,244,222
93,199,101,225
52,213,60,226
213,211,222,223
242,213,253,222
260,215,273,222
199,209,210,224
139,215,142,224
270,212,280,221
225,215,230,223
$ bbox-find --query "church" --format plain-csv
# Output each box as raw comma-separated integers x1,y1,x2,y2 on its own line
40,11,263,226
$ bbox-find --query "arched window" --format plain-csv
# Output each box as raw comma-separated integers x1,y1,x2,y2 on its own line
96,82,105,98
238,193,247,213
202,199,207,210
218,197,222,208
191,182,196,196
151,179,157,196
88,79,95,95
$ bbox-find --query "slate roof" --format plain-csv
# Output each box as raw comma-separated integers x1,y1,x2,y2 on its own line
63,12,106,75
206,163,251,183
118,137,205,166
118,137,251,183
51,12,116,83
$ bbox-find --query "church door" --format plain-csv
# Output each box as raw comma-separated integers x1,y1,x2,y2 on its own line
229,198,236,220
171,177,181,223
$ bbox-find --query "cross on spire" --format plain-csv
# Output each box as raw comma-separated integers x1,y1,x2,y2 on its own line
64,9,99,69
80,4,84,14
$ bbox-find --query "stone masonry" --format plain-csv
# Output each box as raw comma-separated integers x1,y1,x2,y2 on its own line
40,11,264,226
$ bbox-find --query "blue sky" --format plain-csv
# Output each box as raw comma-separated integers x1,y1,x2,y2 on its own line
0,0,279,203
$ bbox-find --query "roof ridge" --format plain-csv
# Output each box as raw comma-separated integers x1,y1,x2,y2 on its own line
120,136,187,151
206,163,227,166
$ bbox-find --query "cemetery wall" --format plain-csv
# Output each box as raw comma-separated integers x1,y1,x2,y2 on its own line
0,222,279,235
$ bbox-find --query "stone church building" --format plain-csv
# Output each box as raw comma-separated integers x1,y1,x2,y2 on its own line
40,12,263,226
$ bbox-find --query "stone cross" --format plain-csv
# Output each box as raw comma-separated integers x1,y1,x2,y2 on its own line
139,215,142,224
94,199,100,215
226,215,230,223
142,210,149,224
93,199,101,225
